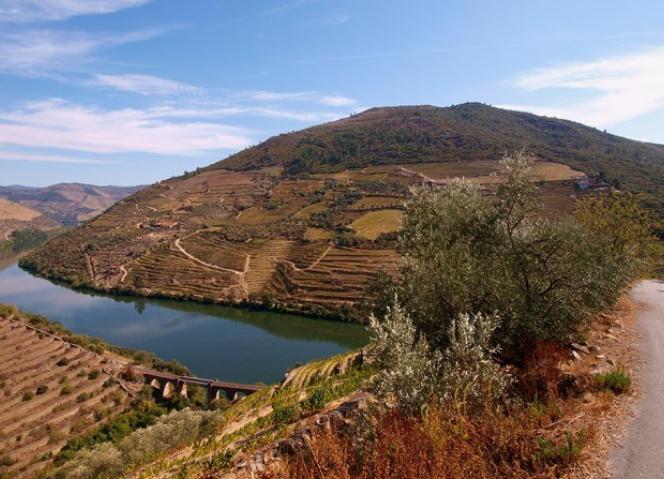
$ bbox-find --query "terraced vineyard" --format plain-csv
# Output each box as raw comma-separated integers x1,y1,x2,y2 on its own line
0,311,134,478
24,105,633,319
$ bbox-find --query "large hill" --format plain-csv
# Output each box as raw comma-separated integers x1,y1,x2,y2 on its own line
0,183,144,226
22,104,664,318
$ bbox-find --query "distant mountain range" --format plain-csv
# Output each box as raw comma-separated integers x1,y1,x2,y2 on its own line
0,183,144,227
22,103,664,318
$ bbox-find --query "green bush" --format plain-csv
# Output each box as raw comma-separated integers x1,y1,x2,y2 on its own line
271,400,299,425
537,431,586,466
596,369,631,394
22,391,34,401
36,385,49,395
88,370,101,380
302,385,333,412
383,152,637,358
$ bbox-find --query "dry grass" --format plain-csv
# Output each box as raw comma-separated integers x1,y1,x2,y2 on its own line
256,297,640,479
304,228,335,241
0,198,41,221
350,210,403,240
271,404,573,479
398,161,583,183
532,162,584,181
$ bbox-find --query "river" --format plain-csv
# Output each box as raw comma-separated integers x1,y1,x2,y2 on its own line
0,255,368,384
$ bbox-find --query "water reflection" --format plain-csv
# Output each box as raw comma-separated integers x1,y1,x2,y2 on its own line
0,261,368,384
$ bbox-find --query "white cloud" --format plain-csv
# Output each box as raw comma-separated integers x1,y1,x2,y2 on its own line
0,97,357,164
238,89,356,108
506,46,664,127
0,99,253,155
93,74,202,96
240,90,314,102
0,28,162,76
0,150,113,164
0,0,149,23
318,95,355,107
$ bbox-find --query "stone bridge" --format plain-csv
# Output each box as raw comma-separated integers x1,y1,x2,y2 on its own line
133,367,262,402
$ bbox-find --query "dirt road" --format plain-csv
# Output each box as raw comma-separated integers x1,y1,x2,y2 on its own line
610,280,664,479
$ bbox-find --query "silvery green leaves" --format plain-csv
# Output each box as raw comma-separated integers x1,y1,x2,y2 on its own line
368,299,508,415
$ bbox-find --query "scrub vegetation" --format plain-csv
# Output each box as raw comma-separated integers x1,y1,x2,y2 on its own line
266,152,660,479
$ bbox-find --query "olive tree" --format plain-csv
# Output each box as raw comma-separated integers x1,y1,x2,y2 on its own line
391,151,630,358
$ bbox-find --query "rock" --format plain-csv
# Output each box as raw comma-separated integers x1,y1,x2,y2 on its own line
596,354,606,360
571,351,582,361
582,392,595,403
572,343,590,354
589,345,600,353
607,358,616,366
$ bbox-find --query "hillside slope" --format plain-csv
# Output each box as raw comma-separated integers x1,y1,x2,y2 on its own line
219,103,664,210
0,197,61,243
22,104,664,318
0,183,144,226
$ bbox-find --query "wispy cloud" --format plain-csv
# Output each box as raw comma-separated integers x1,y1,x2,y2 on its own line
0,28,163,77
92,73,203,96
503,46,664,127
318,95,355,107
0,0,150,23
0,150,113,164
0,99,253,155
0,97,356,159
237,89,356,107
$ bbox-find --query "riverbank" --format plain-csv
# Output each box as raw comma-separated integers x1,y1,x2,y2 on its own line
18,256,364,322
0,261,368,384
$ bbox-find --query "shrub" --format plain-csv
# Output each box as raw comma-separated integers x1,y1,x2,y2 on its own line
36,384,49,395
204,450,233,472
56,357,70,367
369,298,509,415
53,408,219,478
438,312,509,409
54,442,122,479
368,300,441,415
537,431,586,466
575,193,663,278
302,385,333,413
271,400,299,425
77,392,92,403
88,370,101,380
390,151,633,358
60,384,73,396
22,391,34,401
595,368,631,394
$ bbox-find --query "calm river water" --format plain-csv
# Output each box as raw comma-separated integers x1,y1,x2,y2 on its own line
0,256,368,384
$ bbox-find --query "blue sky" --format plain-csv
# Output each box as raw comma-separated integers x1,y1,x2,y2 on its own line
1,0,664,186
